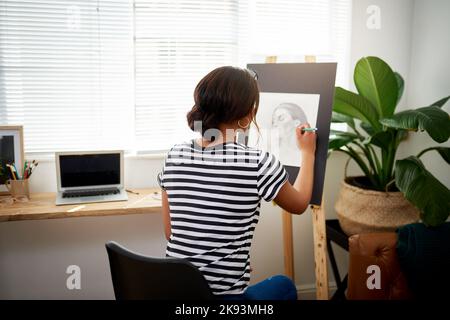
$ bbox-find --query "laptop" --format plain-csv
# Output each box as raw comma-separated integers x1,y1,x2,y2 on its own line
55,150,128,206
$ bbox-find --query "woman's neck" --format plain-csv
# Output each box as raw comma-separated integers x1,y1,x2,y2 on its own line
197,126,238,148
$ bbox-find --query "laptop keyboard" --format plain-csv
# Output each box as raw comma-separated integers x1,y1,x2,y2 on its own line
62,188,120,198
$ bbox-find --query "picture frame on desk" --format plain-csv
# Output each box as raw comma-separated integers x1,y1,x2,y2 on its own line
0,125,25,195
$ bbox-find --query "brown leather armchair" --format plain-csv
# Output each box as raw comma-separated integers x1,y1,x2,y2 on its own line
347,232,413,300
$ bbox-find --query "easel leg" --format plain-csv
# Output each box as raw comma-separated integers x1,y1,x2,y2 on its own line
311,204,329,299
282,211,295,280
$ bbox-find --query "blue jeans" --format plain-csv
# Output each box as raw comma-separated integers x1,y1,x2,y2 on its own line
219,275,297,300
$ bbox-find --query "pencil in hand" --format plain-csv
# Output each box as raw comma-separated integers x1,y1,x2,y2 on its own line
301,127,318,133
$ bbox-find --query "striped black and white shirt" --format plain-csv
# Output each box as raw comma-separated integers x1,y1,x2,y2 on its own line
158,140,288,296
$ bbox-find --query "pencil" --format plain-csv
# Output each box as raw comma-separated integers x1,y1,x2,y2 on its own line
12,163,21,180
301,127,318,132
23,161,28,179
24,163,29,179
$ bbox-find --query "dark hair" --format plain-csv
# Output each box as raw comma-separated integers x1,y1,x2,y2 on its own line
187,66,259,137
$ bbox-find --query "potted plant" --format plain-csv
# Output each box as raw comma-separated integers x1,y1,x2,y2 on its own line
329,56,450,235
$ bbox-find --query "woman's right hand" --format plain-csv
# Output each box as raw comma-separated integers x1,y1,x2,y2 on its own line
295,123,317,155
275,124,317,214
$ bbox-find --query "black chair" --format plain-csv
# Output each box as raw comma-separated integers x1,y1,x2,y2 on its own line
105,241,214,300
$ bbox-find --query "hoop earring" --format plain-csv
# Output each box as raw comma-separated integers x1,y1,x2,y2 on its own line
238,118,251,129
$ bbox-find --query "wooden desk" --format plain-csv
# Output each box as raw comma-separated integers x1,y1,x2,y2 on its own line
0,188,162,223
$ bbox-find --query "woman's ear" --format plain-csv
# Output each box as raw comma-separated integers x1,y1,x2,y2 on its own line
237,116,251,129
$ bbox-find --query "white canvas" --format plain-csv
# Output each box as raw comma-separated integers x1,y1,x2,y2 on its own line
249,92,320,167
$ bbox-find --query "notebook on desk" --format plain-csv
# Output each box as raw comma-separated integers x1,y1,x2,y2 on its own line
55,150,128,206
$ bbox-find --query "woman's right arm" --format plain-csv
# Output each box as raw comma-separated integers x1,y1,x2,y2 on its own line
273,123,317,214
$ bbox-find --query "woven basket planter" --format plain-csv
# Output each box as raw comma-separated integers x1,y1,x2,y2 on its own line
335,177,420,236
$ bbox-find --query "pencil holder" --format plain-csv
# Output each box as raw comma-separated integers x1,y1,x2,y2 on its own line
5,179,30,200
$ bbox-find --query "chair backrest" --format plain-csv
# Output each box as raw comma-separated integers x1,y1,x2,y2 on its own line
105,241,214,300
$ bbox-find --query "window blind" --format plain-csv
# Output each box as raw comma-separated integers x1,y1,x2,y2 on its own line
134,0,246,152
0,0,134,153
134,0,351,151
248,0,352,85
1,0,351,154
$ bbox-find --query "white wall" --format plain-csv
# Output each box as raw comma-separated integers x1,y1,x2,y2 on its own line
401,0,450,187
1,0,448,299
349,0,414,95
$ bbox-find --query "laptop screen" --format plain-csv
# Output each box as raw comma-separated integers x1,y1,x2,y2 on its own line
59,153,120,188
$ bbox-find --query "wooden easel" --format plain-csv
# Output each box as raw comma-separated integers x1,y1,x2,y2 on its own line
265,55,329,300
311,201,329,299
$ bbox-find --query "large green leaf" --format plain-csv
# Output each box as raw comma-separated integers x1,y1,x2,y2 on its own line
435,147,450,164
354,56,399,117
367,128,408,149
331,112,356,131
418,146,450,164
394,72,404,106
360,122,374,136
328,135,357,150
380,106,450,143
367,130,394,149
395,156,450,226
430,95,450,108
333,87,382,131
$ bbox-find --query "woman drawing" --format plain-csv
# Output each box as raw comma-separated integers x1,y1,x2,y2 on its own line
158,67,316,300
